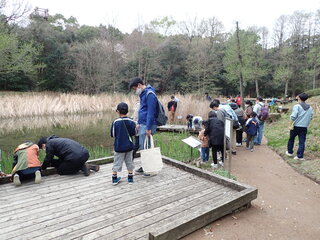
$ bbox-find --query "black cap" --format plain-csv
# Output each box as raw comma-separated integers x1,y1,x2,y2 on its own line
116,102,128,113
230,102,238,110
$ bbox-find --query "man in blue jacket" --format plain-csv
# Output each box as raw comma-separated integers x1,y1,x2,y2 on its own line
129,77,158,175
286,93,313,160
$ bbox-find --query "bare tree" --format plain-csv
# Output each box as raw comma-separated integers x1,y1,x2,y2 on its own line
272,15,288,48
0,0,30,24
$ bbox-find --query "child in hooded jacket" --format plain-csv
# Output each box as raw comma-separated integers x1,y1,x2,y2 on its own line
245,112,260,152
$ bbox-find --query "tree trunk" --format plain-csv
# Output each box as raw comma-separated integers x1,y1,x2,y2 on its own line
255,78,260,97
313,65,316,89
284,79,289,98
236,22,245,109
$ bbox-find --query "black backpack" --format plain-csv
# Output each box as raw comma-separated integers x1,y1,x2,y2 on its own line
147,91,168,126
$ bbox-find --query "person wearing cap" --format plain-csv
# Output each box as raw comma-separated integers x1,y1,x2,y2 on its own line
37,136,99,176
110,102,136,185
129,77,158,176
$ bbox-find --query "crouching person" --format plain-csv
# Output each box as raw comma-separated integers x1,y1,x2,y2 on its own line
37,136,99,176
12,142,41,186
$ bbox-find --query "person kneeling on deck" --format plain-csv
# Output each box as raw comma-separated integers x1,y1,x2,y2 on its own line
11,142,41,186
110,102,136,185
37,136,99,176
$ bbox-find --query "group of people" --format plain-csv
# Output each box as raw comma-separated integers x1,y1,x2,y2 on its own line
197,93,313,167
197,96,264,168
3,82,314,186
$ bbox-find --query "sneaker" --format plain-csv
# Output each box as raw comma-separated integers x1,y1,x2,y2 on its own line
34,170,41,184
88,164,100,172
232,151,237,155
135,167,144,175
218,161,224,167
236,143,241,147
128,177,134,184
250,149,254,152
211,163,218,168
112,177,122,185
81,164,90,176
285,151,293,157
293,156,305,161
13,174,21,186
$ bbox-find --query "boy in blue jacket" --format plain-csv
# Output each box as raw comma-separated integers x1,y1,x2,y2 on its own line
110,102,137,185
245,112,260,152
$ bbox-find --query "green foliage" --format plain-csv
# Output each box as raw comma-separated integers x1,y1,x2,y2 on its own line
305,88,320,97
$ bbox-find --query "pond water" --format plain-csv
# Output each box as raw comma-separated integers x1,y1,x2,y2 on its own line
0,112,117,173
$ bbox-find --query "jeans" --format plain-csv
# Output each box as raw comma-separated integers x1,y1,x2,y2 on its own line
254,120,265,145
201,147,209,162
139,124,157,150
287,127,307,158
16,167,40,181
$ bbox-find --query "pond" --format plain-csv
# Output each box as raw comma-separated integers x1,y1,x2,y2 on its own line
0,112,117,173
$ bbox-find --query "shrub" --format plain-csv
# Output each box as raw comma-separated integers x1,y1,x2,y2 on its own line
305,88,320,97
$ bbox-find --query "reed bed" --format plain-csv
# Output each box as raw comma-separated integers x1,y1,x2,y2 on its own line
0,92,214,121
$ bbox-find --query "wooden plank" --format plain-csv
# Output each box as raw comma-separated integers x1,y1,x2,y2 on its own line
149,188,258,240
3,171,198,239
81,187,234,240
162,156,254,191
0,166,189,232
30,182,216,240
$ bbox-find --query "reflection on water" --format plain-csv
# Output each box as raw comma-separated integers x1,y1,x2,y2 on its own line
0,113,114,135
0,112,116,158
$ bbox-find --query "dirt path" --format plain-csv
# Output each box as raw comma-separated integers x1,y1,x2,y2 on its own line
183,138,320,240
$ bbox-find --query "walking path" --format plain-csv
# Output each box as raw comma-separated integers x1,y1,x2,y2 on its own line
183,138,320,240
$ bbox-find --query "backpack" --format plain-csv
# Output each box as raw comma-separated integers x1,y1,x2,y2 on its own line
147,91,168,126
259,105,269,121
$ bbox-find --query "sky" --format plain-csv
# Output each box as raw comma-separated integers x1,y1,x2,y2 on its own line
26,0,320,33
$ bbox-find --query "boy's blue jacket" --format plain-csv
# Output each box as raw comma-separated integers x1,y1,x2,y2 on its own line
138,85,157,129
245,117,259,136
111,117,136,153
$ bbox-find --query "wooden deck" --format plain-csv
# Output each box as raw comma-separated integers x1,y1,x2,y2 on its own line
157,125,199,133
0,157,257,240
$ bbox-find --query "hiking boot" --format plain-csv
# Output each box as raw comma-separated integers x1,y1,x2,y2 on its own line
34,170,41,184
285,151,293,157
112,176,122,185
13,174,21,186
294,156,305,161
81,164,90,176
135,167,144,175
88,164,100,172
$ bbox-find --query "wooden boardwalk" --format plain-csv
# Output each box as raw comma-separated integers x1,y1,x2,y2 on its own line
0,157,257,240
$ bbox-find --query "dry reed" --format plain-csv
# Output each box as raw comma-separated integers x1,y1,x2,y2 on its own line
0,92,215,121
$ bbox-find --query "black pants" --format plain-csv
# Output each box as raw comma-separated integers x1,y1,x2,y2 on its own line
211,145,224,164
236,129,243,144
52,154,89,175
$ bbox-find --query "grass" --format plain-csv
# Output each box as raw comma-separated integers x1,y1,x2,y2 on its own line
154,132,236,180
264,96,320,183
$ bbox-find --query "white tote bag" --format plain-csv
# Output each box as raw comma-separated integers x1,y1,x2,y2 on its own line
140,135,163,174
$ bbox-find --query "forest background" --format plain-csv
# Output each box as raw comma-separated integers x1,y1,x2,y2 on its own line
1,1,320,97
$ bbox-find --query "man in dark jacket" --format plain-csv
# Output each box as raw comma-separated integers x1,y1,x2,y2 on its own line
204,111,225,168
167,96,177,123
37,136,99,176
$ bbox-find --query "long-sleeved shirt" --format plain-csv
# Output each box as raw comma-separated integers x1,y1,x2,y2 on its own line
291,102,313,128
111,117,136,152
138,85,157,130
